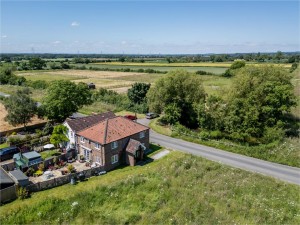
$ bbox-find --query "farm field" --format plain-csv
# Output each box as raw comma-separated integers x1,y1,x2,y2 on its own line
0,151,299,224
86,63,228,74
16,69,230,96
16,70,162,93
0,102,46,133
0,85,45,102
94,61,293,68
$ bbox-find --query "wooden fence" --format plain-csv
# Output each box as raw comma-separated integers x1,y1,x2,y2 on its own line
0,185,17,204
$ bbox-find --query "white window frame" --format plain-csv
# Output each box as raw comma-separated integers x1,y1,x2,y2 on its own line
83,148,91,160
111,154,118,164
95,156,102,165
95,143,101,149
111,141,118,149
139,131,145,138
80,136,85,143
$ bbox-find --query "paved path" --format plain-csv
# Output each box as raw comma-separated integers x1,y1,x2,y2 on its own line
151,149,170,160
137,119,300,185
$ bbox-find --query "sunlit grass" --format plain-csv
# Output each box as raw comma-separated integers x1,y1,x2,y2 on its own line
1,151,299,224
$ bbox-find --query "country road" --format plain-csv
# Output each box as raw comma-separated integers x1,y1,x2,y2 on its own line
138,119,300,185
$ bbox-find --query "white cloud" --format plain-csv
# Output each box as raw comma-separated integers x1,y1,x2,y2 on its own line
121,41,127,45
71,21,80,27
1,35,7,38
52,41,61,44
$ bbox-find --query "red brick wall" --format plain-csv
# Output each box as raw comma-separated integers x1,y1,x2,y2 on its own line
76,129,149,171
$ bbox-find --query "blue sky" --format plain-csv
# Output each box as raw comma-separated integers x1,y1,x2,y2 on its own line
1,0,299,54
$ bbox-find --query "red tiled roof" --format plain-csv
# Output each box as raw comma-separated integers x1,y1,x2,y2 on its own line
126,139,142,154
65,112,115,132
77,116,149,145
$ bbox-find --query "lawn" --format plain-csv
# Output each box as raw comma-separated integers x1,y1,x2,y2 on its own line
40,149,61,160
0,85,45,102
0,151,299,224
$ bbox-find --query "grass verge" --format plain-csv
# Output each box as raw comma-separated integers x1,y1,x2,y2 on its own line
0,151,299,224
149,120,300,167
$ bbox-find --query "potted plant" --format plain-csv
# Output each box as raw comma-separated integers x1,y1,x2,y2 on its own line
79,155,85,163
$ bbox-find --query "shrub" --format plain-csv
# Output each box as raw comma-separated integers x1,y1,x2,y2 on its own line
67,164,75,173
25,167,35,177
17,186,30,200
38,163,45,171
262,126,285,144
34,170,43,177
7,136,22,145
210,130,223,139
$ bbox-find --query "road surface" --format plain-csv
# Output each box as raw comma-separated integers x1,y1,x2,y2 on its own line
138,118,300,185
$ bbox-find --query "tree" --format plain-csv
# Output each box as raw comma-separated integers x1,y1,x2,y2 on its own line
230,60,246,70
224,66,296,141
147,70,206,128
127,82,151,104
41,80,92,122
119,57,125,62
28,57,46,70
161,103,181,125
3,88,37,130
50,125,69,147
222,61,246,77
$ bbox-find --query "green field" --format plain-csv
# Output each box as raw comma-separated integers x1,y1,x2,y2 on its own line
87,63,228,74
0,85,45,102
1,151,299,224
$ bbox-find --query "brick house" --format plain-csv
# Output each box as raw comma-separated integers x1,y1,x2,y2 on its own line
76,116,149,171
63,112,115,150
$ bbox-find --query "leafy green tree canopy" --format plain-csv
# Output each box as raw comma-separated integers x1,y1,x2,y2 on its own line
50,125,69,147
147,70,206,128
224,66,296,140
230,60,246,70
127,82,151,104
41,80,92,122
3,88,37,129
28,57,46,70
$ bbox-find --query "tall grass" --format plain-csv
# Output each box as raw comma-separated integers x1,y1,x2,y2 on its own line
1,151,299,224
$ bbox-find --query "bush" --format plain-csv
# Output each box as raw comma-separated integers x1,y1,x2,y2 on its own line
34,170,43,177
17,186,30,200
26,80,49,89
210,130,223,139
67,164,75,173
7,136,22,145
25,167,35,177
38,163,45,171
262,126,285,144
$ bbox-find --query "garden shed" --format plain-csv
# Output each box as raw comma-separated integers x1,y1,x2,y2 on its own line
9,169,30,187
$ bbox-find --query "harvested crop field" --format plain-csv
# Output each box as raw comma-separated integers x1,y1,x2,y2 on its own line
0,103,46,133
17,70,162,93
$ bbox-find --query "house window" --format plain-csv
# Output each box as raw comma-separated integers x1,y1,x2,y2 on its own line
111,154,118,164
111,141,118,149
95,156,101,165
70,131,73,138
139,131,145,138
83,148,90,160
95,143,101,149
80,136,85,143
